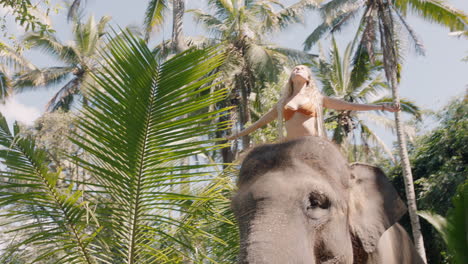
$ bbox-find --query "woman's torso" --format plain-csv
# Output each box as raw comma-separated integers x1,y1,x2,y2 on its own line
283,93,323,140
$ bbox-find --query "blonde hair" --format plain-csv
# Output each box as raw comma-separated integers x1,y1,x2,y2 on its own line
276,66,325,140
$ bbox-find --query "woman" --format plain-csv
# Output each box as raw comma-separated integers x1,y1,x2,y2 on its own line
227,65,399,141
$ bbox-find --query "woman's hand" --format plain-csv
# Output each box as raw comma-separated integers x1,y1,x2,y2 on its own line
381,103,400,112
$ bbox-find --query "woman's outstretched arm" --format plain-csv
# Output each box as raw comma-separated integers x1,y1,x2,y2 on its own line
323,96,400,112
226,106,279,140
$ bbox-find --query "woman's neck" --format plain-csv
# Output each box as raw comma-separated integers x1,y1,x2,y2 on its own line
291,79,309,95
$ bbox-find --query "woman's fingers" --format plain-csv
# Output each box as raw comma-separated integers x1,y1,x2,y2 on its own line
384,103,401,112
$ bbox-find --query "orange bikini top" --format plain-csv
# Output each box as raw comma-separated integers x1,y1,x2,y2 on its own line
283,102,317,121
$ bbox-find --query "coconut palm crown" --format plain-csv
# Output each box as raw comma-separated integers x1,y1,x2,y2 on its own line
13,16,111,112
315,37,421,162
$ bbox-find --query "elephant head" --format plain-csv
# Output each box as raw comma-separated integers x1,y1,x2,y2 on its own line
231,137,407,264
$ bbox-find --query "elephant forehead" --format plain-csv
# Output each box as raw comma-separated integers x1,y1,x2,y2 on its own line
238,136,350,188
239,161,348,207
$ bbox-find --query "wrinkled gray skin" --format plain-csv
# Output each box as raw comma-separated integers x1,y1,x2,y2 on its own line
232,137,424,264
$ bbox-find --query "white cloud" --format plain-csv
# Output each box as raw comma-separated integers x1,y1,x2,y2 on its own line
0,98,41,126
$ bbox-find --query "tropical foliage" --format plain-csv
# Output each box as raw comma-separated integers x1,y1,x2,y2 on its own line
0,41,35,100
0,0,55,33
13,16,110,111
419,180,467,264
385,97,467,264
0,31,235,263
0,1,467,264
314,37,421,162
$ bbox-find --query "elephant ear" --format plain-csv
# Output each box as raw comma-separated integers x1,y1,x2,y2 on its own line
348,163,407,253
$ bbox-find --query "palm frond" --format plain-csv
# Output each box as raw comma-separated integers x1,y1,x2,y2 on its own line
371,96,422,121
359,122,395,163
23,33,79,64
13,66,73,92
256,0,319,31
303,8,360,51
395,0,468,32
330,37,344,93
358,112,396,133
0,42,36,71
419,211,449,242
73,16,111,59
0,116,102,264
67,0,86,21
350,9,378,88
71,30,231,263
320,0,360,24
0,65,12,100
45,77,82,112
144,0,169,41
352,74,388,98
266,45,318,64
187,9,226,37
392,6,425,56
245,43,285,81
97,16,111,36
154,165,239,262
208,0,234,20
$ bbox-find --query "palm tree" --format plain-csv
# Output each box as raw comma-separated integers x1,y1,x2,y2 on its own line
13,16,111,111
0,30,232,263
142,0,188,57
315,37,421,162
304,1,467,261
189,0,318,158
0,42,36,100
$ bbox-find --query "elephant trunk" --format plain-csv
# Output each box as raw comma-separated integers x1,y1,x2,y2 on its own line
237,209,316,264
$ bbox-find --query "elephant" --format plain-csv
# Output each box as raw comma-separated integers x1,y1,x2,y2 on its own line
231,136,424,264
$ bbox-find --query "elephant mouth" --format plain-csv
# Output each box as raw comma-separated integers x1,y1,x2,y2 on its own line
320,257,345,264
316,241,348,264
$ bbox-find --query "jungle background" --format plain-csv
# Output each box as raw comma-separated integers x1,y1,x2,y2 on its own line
0,0,466,263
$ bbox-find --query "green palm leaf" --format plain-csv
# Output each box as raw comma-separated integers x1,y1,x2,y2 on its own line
0,42,35,71
0,65,12,100
359,122,395,162
152,165,239,262
208,0,234,18
71,30,230,263
418,181,467,264
23,33,79,64
372,96,422,121
187,8,226,37
0,117,102,264
303,5,361,51
396,0,468,31
13,66,74,92
144,0,169,41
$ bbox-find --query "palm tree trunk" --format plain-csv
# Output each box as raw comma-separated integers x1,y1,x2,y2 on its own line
236,69,252,150
171,0,186,53
378,4,427,262
390,79,427,263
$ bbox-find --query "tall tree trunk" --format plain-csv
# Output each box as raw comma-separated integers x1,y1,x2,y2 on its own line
378,3,427,262
238,71,252,150
171,0,186,53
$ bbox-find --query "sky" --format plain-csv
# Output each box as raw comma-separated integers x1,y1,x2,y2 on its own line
2,0,467,147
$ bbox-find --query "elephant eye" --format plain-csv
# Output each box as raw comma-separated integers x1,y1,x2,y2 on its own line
307,192,330,210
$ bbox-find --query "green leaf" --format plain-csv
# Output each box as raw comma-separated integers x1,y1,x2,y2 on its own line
144,0,169,41
0,114,100,264
71,30,231,263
